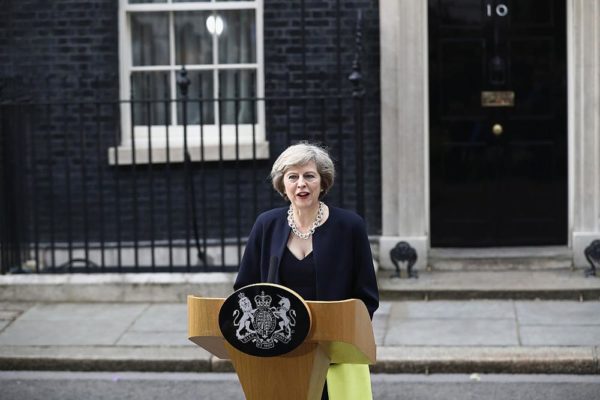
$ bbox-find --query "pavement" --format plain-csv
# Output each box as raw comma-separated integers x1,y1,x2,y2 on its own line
0,269,599,375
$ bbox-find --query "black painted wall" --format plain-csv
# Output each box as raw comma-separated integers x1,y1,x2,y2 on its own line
0,0,381,260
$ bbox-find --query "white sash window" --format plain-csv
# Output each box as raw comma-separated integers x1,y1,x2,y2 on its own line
112,0,267,164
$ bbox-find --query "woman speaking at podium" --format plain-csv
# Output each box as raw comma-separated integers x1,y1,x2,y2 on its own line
234,142,379,400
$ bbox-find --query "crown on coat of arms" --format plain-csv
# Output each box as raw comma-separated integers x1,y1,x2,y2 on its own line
254,291,272,307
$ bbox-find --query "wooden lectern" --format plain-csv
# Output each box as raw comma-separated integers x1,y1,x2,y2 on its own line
188,295,376,400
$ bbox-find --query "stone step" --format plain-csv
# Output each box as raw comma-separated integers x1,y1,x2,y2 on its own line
1,267,598,303
378,269,600,301
427,246,574,271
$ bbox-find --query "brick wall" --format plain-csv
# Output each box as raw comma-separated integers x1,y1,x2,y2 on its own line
0,0,381,256
263,0,381,233
0,0,118,101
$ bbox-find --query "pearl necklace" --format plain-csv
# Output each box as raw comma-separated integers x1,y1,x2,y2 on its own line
287,201,324,240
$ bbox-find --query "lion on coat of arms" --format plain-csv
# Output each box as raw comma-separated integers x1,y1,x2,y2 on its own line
272,295,296,339
233,293,256,339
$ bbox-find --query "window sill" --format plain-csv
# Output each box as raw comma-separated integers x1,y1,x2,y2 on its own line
108,141,270,165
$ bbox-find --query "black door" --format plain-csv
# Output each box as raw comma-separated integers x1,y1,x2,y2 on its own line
428,0,567,247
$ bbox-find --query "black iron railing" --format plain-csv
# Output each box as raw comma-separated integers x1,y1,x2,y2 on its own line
0,86,368,274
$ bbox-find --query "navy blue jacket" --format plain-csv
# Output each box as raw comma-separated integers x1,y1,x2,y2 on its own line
234,206,379,318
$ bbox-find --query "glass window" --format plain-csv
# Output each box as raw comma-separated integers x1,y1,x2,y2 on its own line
131,13,170,66
115,0,267,164
131,71,170,126
123,0,261,128
177,70,215,125
219,10,256,64
219,69,256,124
175,11,213,65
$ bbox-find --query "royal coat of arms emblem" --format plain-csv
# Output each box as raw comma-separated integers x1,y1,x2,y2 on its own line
234,291,296,349
219,283,311,357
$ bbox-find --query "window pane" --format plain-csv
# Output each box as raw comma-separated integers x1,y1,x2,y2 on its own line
219,69,256,124
177,71,215,125
175,12,213,65
218,10,256,64
173,0,210,2
131,13,169,66
131,72,170,126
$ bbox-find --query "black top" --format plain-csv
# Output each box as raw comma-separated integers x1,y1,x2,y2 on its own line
234,206,379,319
279,246,317,300
279,248,326,400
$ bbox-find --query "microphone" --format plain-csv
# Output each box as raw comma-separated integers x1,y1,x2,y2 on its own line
267,256,279,283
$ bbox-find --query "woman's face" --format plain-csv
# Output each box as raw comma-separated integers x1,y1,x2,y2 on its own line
283,161,322,211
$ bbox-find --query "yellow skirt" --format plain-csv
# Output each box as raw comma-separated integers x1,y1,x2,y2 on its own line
326,364,373,400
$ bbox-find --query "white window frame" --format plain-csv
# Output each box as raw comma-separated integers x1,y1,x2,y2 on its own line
110,0,268,164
